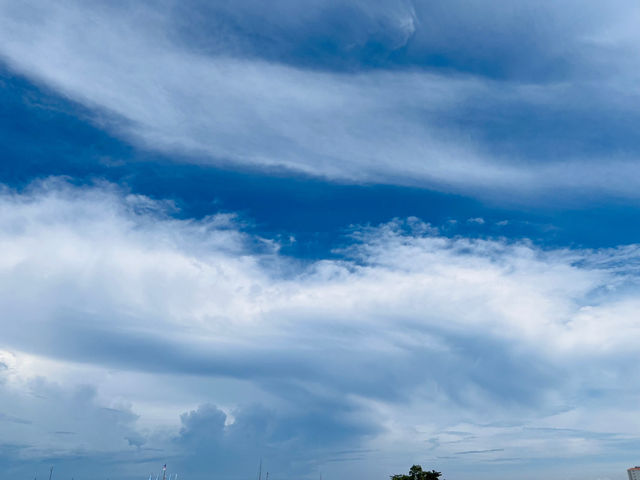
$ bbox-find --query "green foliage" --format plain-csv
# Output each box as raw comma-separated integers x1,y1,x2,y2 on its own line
391,465,442,480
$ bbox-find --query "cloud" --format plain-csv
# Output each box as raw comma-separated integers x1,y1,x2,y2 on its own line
1,1,640,199
1,180,640,478
173,401,379,479
170,0,418,71
0,352,151,479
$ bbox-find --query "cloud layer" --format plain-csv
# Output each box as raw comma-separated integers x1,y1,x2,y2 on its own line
1,1,640,198
2,2,640,479
2,180,640,478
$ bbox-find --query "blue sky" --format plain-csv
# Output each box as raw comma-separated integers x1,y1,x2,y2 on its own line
1,1,640,480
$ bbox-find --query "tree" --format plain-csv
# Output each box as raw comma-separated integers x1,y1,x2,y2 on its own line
391,465,442,480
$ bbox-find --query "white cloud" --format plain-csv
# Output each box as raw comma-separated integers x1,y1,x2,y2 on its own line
1,180,640,478
1,1,640,199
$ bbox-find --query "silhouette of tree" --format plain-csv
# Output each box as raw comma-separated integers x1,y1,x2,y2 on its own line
391,465,442,480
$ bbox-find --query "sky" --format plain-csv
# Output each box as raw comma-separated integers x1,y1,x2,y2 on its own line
1,1,640,479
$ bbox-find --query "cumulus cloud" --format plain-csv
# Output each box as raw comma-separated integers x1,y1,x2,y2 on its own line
1,180,640,478
173,401,378,479
1,1,640,199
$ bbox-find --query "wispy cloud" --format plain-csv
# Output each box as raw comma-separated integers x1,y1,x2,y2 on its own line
1,1,640,199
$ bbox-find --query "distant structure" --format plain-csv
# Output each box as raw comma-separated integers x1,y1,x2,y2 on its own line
628,466,640,480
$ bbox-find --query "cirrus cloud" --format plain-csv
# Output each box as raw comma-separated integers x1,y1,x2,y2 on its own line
2,1,640,200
